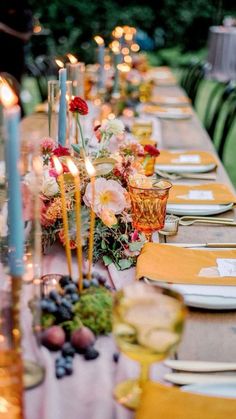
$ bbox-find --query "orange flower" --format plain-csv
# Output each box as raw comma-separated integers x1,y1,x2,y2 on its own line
58,229,77,249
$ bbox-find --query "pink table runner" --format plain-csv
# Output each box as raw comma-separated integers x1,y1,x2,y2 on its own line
24,245,169,419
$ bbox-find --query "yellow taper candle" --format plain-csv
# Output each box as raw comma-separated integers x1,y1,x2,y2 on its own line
53,156,72,276
67,158,83,291
85,158,96,280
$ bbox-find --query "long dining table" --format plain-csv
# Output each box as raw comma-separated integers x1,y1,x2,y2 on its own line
22,77,236,419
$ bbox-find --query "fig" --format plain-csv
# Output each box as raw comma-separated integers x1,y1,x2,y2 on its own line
41,326,66,351
71,326,95,351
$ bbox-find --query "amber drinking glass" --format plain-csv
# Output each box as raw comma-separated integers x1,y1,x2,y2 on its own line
128,179,172,241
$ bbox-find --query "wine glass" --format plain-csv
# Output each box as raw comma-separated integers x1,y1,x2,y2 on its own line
128,178,172,242
113,282,186,410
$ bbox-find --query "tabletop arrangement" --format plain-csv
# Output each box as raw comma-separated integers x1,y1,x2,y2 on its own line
0,24,236,419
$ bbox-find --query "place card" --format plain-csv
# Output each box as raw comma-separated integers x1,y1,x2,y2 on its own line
217,258,236,277
178,155,201,164
188,190,214,200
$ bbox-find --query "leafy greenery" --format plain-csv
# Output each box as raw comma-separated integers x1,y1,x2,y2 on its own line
73,287,113,335
28,0,235,58
90,216,145,270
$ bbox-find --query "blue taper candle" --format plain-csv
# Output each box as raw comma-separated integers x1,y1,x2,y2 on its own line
5,105,24,276
58,68,67,146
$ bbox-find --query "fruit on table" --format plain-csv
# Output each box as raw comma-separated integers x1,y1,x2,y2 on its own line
71,326,96,351
42,326,66,350
84,346,99,361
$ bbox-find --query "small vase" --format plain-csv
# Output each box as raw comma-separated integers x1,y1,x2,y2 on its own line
142,155,155,176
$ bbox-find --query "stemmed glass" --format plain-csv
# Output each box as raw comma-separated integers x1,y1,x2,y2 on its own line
48,80,73,144
113,282,186,410
128,178,172,242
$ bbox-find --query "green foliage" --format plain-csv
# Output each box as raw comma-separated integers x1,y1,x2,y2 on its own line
73,287,113,335
28,0,234,57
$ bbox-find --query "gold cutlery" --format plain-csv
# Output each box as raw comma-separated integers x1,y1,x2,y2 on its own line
165,360,236,373
165,372,236,385
179,216,234,222
155,169,217,181
179,219,236,226
166,243,236,248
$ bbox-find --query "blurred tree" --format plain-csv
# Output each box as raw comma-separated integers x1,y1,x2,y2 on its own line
28,0,235,58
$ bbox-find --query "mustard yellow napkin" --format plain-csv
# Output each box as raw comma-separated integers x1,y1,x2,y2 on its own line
136,243,236,285
151,95,191,105
168,183,236,205
135,382,236,419
143,105,192,115
157,150,218,166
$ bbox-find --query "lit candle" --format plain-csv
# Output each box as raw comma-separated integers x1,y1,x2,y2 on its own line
94,36,105,90
67,158,83,291
52,156,72,276
1,82,24,276
84,158,96,280
58,67,67,146
66,54,85,98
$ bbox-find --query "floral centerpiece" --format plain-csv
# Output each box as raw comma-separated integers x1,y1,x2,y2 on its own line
23,97,160,270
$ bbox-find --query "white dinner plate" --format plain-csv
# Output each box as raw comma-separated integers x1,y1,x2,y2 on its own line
155,163,216,173
155,110,192,120
167,202,234,216
144,279,236,310
151,96,190,106
182,383,236,398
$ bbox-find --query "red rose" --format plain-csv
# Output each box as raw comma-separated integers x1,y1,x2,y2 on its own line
69,96,89,115
144,144,160,157
53,145,70,157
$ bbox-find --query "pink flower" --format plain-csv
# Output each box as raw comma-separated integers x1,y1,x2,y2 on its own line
94,124,102,142
100,209,117,227
83,178,128,215
40,137,56,154
131,230,139,242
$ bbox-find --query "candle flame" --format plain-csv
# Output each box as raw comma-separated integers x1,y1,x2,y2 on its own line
67,158,79,176
55,59,64,68
131,43,140,52
113,26,124,38
121,47,129,55
94,36,104,46
67,53,78,64
124,33,133,41
85,158,96,177
117,63,131,73
52,156,63,175
124,55,132,64
0,78,18,108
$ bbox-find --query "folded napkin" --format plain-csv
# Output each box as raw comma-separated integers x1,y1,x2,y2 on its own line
151,95,190,105
143,105,192,116
168,183,236,205
135,382,236,419
136,243,236,285
157,150,218,166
